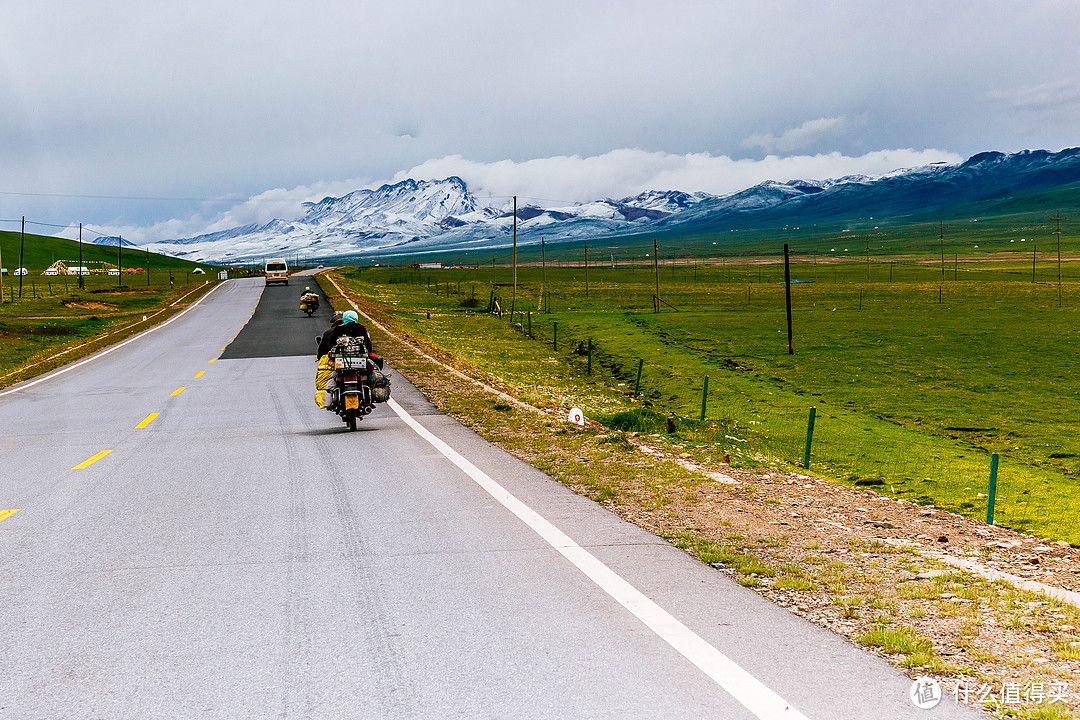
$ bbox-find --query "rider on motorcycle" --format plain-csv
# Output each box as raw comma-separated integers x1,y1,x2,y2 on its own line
300,286,320,312
317,310,371,357
315,310,373,409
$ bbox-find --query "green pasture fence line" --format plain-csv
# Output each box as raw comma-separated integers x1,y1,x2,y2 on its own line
448,286,1078,544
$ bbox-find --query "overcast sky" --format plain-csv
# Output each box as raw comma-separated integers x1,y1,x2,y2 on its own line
2,1,1078,242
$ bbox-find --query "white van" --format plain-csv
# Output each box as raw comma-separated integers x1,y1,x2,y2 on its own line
264,258,289,285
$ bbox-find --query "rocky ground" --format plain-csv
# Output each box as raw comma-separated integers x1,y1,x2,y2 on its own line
610,440,1080,716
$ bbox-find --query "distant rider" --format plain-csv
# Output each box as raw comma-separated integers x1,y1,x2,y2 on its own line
300,286,320,310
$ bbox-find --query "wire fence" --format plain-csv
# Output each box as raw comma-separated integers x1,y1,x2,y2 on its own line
374,260,1080,545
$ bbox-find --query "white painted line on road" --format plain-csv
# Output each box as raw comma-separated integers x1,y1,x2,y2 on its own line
0,281,228,399
386,397,808,720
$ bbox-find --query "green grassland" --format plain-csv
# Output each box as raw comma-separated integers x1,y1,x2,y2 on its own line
0,228,210,277
333,246,1080,544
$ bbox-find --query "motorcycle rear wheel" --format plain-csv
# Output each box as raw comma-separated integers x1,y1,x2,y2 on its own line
345,408,357,431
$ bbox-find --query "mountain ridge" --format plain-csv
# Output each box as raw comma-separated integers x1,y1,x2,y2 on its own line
148,148,1080,262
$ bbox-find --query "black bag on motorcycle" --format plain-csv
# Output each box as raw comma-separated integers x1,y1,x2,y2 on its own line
370,368,391,402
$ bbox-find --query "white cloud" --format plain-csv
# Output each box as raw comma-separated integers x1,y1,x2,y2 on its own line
987,80,1080,111
395,147,964,206
742,116,850,154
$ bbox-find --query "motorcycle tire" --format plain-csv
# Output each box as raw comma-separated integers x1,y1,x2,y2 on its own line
346,408,357,431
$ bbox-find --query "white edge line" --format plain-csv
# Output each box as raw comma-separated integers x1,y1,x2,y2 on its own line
0,280,229,399
386,396,808,720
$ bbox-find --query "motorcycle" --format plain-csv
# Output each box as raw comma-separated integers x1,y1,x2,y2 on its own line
318,335,391,431
300,293,320,316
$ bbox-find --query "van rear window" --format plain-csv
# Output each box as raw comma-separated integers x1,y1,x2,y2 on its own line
266,263,287,272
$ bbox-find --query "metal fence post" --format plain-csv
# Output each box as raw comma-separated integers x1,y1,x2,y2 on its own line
700,376,709,420
802,407,817,469
986,453,1000,524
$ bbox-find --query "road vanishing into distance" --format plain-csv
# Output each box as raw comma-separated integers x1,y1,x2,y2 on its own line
0,276,986,719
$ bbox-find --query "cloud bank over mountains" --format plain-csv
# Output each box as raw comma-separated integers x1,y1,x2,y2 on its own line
77,146,963,246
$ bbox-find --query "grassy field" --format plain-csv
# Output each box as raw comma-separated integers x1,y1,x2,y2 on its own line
0,228,210,276
333,257,1080,544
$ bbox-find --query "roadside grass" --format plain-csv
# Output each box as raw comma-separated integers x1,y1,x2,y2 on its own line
0,278,219,387
331,262,1080,544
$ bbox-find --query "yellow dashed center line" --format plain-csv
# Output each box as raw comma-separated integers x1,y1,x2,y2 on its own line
193,370,205,379
73,450,113,470
0,509,20,523
208,358,217,363
170,387,186,396
136,413,159,429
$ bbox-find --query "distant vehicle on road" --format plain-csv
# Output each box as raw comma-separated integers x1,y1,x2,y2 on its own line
264,258,289,286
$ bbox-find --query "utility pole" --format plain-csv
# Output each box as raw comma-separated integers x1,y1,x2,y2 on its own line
146,247,151,287
584,239,589,299
0,217,4,302
511,195,517,318
78,223,84,290
784,243,794,354
1056,210,1063,306
653,238,660,313
19,216,25,298
541,236,546,287
540,236,546,312
118,236,123,285
939,221,945,279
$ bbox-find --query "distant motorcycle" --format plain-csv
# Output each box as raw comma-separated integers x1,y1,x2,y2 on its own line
319,335,390,431
300,292,320,316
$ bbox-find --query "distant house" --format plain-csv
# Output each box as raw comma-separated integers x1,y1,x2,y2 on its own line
418,262,443,269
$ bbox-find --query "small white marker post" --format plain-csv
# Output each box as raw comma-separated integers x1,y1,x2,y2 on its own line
568,407,585,426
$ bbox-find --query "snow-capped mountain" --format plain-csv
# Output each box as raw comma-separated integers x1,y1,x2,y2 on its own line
148,178,714,261
149,148,1080,262
88,235,140,248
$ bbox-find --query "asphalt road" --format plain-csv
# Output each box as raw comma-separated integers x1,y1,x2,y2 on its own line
0,276,986,719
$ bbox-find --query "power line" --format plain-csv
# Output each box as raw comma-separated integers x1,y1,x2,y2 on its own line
0,190,287,203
